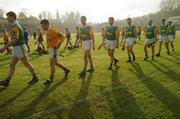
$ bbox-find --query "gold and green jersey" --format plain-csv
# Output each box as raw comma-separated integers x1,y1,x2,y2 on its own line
168,24,175,36
80,25,91,41
145,25,156,39
105,25,118,40
125,25,136,38
10,21,25,46
159,24,168,36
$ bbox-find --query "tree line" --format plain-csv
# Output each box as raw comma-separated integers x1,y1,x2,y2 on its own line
0,0,180,34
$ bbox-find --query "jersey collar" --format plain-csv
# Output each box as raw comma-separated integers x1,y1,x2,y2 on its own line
12,20,17,26
127,24,132,27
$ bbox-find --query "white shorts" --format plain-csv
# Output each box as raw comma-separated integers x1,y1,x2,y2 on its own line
145,38,155,46
125,37,134,46
159,35,168,43
82,40,92,50
168,35,174,42
12,45,27,59
48,48,59,59
106,40,115,49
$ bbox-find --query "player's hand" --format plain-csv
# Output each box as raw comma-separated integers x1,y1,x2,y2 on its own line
115,43,119,48
122,44,125,51
115,41,119,48
92,45,95,51
0,47,6,53
134,40,137,44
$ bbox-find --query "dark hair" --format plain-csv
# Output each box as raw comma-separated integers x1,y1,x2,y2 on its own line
127,18,132,21
109,17,114,21
81,16,87,20
161,18,166,21
40,19,49,25
2,29,6,32
6,11,17,19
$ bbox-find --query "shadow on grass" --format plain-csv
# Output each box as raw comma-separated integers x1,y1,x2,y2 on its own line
149,60,180,82
170,53,180,61
130,62,180,118
162,57,180,65
0,56,11,67
28,53,42,61
0,62,9,67
43,102,64,119
66,48,78,57
10,76,68,119
60,49,66,54
0,87,7,93
101,66,145,119
172,52,180,58
68,72,94,119
0,56,10,62
0,85,33,108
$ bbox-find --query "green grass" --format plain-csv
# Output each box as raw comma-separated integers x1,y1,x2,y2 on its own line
0,32,180,119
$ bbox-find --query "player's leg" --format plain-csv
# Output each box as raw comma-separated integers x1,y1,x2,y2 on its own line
169,36,175,51
64,39,68,49
79,50,88,76
156,40,163,56
144,45,148,61
98,41,103,50
26,40,30,52
0,57,19,87
44,58,56,84
79,41,89,76
68,39,73,47
111,41,118,65
165,40,170,55
130,45,135,61
21,55,38,84
151,44,155,60
144,39,148,60
108,49,115,69
54,49,70,76
87,49,94,72
74,38,78,48
129,38,135,61
40,42,46,51
126,40,131,62
107,49,112,69
170,40,174,51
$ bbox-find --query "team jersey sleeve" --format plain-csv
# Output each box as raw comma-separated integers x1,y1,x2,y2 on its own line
133,25,137,38
53,28,64,39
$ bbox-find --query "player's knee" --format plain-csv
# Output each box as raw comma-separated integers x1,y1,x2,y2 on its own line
54,61,59,65
24,63,33,69
144,45,147,49
50,61,55,66
110,53,114,57
9,63,16,69
129,48,132,52
84,55,87,60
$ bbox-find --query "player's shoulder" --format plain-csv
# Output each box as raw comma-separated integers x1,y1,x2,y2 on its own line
86,25,92,29
105,26,109,29
11,26,19,32
114,25,118,29
151,25,156,28
132,25,136,28
49,27,59,34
